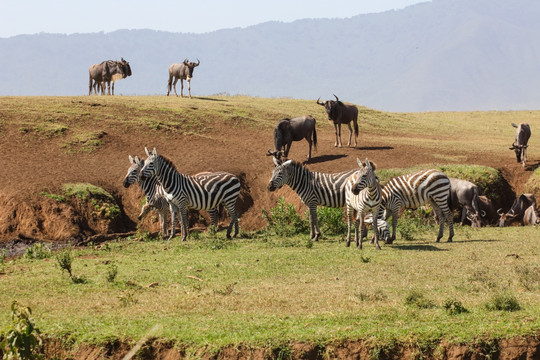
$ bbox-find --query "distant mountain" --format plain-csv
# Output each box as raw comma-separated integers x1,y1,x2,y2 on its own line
1,0,540,112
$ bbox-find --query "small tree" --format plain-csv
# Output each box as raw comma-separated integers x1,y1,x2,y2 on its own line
1,301,43,359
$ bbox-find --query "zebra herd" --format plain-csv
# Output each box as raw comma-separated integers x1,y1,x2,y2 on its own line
123,147,454,249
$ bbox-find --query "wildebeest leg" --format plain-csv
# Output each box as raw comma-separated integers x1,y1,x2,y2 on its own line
89,76,93,96
522,147,527,168
172,77,179,97
112,81,115,96
306,137,312,161
187,78,192,99
308,204,321,241
347,122,353,147
180,79,184,98
334,123,340,147
284,142,291,158
167,74,173,96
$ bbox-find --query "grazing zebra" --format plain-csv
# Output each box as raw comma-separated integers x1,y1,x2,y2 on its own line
345,158,383,249
140,148,241,241
123,155,172,237
267,157,357,241
382,169,454,242
361,213,391,244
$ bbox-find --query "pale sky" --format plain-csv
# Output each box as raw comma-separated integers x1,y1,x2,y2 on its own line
0,0,429,38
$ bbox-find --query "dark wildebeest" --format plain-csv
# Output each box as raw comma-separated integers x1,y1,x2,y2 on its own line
498,193,537,227
166,59,200,98
449,177,481,226
467,195,497,227
88,59,129,96
316,94,358,148
103,58,132,96
509,123,531,167
269,116,317,162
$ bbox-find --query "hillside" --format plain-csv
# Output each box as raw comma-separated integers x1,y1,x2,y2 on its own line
0,95,538,245
2,0,540,111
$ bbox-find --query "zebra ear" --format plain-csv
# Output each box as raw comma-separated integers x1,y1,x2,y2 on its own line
129,155,134,164
135,155,140,163
152,147,158,156
282,160,292,166
357,158,363,167
145,147,151,156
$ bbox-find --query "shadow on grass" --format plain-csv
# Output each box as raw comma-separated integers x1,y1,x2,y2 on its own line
355,146,394,151
194,96,228,102
391,243,449,251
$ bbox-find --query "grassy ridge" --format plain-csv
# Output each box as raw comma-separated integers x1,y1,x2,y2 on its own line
1,227,539,354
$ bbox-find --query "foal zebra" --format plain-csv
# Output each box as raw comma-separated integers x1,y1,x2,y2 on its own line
123,155,171,237
382,169,454,242
267,157,357,241
345,158,384,249
140,148,241,241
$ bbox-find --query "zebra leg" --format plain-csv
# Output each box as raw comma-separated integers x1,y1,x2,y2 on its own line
390,211,398,242
444,207,455,242
308,205,321,241
355,212,362,249
430,201,445,242
224,202,239,238
178,204,189,241
138,202,152,221
346,205,353,247
160,208,170,238
372,208,381,250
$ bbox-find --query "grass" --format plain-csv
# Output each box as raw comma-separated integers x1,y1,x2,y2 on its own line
0,226,539,353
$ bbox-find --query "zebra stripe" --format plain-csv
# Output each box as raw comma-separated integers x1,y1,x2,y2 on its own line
345,159,383,249
123,155,171,237
267,159,356,241
382,169,454,242
140,148,241,241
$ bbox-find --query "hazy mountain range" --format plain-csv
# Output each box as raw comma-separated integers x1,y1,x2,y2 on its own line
1,0,540,112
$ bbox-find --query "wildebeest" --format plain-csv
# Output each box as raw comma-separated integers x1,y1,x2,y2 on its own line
269,116,317,161
88,59,131,96
523,204,540,225
467,195,497,227
166,59,200,98
509,123,531,167
449,177,481,226
498,193,537,227
316,94,358,148
103,58,132,96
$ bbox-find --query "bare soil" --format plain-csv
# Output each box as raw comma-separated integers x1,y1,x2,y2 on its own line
1,97,538,359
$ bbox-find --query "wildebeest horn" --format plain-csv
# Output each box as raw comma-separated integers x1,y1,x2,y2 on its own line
497,208,504,216
184,58,189,64
316,97,324,106
333,94,339,102
195,58,200,66
266,149,275,156
481,210,486,217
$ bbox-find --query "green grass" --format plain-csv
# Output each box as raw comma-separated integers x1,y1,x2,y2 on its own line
0,227,539,353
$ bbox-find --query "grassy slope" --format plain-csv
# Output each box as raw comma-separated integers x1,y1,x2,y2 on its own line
1,228,539,353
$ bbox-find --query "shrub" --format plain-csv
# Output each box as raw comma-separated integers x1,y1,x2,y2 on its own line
106,263,118,283
485,292,521,312
316,207,347,235
514,265,540,291
404,289,436,309
443,298,469,315
262,197,308,236
24,243,51,260
1,301,43,359
56,250,86,284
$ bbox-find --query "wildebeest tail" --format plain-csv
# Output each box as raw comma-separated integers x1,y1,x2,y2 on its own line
354,120,359,136
313,126,317,150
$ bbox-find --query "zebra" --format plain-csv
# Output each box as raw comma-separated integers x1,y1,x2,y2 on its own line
382,169,454,242
140,147,241,241
345,158,384,249
267,156,358,241
123,155,172,237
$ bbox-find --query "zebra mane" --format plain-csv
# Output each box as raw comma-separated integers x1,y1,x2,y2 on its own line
157,154,181,173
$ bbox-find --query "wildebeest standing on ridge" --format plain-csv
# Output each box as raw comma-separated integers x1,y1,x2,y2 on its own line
167,59,200,98
316,94,359,148
509,122,531,168
88,58,131,95
269,116,317,162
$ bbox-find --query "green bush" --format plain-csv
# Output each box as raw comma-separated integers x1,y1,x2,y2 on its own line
485,292,521,312
316,207,347,235
262,197,308,237
23,243,51,260
1,301,43,359
404,289,436,309
443,298,469,315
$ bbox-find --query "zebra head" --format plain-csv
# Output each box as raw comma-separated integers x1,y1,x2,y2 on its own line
351,158,377,195
140,147,160,181
123,155,144,188
267,159,293,192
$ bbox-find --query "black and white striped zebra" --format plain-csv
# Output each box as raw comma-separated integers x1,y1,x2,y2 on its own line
382,169,454,242
267,157,357,241
140,148,241,241
345,158,384,249
123,155,171,237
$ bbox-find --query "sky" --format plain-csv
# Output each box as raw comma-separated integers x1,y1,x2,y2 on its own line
0,0,429,38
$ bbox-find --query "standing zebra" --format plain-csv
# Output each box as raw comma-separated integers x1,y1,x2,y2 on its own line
267,157,357,241
345,158,384,249
382,169,454,242
140,148,241,241
123,155,172,237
